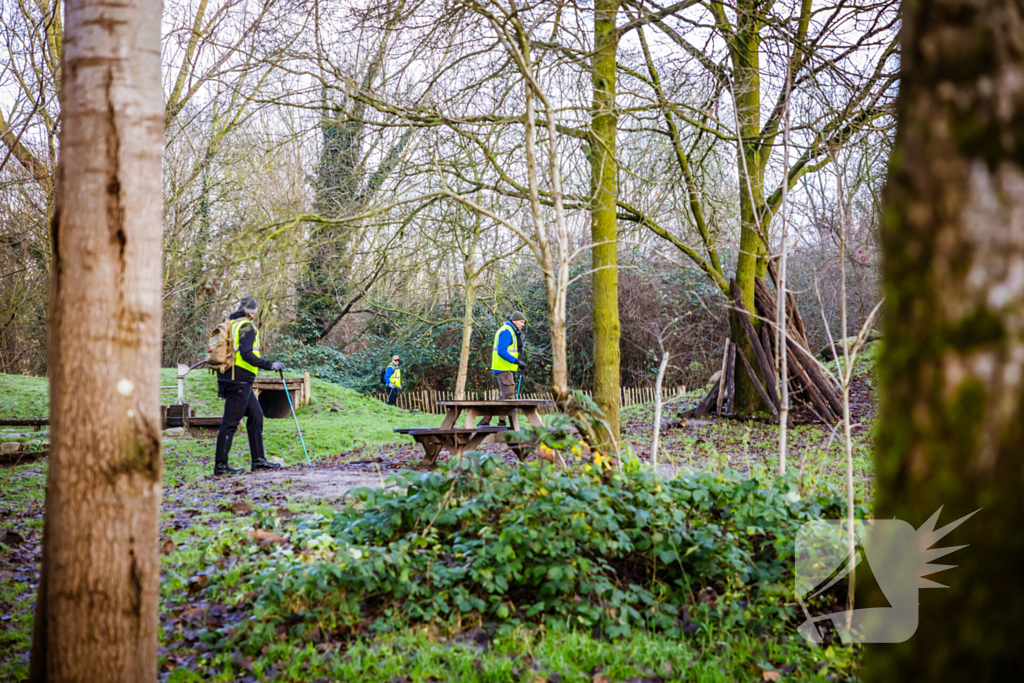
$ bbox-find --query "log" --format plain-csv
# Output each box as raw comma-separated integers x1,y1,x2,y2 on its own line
753,275,842,419
686,381,720,419
737,344,780,421
730,279,779,409
716,340,730,416
789,340,844,416
725,342,737,415
785,338,837,422
787,289,808,345
761,322,776,376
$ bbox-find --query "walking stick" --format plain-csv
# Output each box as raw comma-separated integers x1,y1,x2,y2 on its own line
517,372,522,399
280,370,311,465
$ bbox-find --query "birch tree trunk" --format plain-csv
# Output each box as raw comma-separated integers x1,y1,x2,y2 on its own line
590,0,622,446
455,270,476,400
29,0,164,679
650,348,670,476
867,0,1024,676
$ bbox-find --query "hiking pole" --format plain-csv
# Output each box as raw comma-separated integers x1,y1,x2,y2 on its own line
280,370,311,465
517,372,523,399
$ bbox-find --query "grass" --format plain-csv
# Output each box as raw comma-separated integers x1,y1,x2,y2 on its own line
1,369,443,500
0,374,48,418
162,367,443,475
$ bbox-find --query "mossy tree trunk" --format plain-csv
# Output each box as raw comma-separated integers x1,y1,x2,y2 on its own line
29,0,164,678
728,0,770,413
866,0,1024,677
590,0,622,446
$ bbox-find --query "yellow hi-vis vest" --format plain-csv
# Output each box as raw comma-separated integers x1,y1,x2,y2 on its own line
232,319,261,376
389,365,402,388
491,322,519,372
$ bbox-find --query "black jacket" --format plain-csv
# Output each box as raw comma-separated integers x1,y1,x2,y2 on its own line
217,310,275,386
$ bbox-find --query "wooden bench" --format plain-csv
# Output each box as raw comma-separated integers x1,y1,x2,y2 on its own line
394,426,513,467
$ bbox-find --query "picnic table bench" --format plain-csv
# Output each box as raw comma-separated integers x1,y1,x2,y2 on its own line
396,399,553,467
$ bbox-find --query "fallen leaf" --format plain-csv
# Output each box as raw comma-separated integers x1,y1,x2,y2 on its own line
247,529,287,545
161,539,176,554
762,671,781,681
233,652,254,672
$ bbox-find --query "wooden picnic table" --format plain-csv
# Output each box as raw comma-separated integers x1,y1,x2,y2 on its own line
436,399,549,431
396,399,553,467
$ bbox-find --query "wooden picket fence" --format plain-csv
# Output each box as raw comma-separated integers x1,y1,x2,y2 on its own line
373,385,688,415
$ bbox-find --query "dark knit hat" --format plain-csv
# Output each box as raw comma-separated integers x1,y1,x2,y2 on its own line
239,295,259,313
510,311,526,322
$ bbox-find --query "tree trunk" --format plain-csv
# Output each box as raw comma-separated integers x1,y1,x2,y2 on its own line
866,0,1024,677
590,0,621,447
650,348,670,473
455,278,475,400
730,0,770,414
29,0,164,679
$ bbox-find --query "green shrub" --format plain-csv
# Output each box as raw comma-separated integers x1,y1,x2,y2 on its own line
228,453,863,652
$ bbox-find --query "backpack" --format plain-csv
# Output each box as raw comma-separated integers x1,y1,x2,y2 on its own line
380,366,389,385
206,319,237,374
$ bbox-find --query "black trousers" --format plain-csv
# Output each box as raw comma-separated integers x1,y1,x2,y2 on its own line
385,387,399,405
215,382,265,467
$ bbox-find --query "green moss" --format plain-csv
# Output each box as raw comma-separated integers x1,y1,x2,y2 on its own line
947,377,986,456
947,309,1004,350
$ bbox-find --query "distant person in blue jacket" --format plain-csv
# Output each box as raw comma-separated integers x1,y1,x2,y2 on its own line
384,355,401,405
479,311,526,426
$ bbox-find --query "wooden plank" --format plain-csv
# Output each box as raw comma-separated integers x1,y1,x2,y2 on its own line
395,427,509,436
436,400,553,407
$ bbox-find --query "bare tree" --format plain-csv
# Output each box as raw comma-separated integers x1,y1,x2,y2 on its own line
619,0,897,414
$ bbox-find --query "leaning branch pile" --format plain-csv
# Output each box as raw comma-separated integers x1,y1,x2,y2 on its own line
683,277,843,424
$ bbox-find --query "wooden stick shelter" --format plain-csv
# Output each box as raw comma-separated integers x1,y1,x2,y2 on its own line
684,276,843,423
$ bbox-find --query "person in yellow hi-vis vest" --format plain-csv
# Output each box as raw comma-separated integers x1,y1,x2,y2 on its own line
479,311,526,426
214,296,286,475
384,355,402,405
